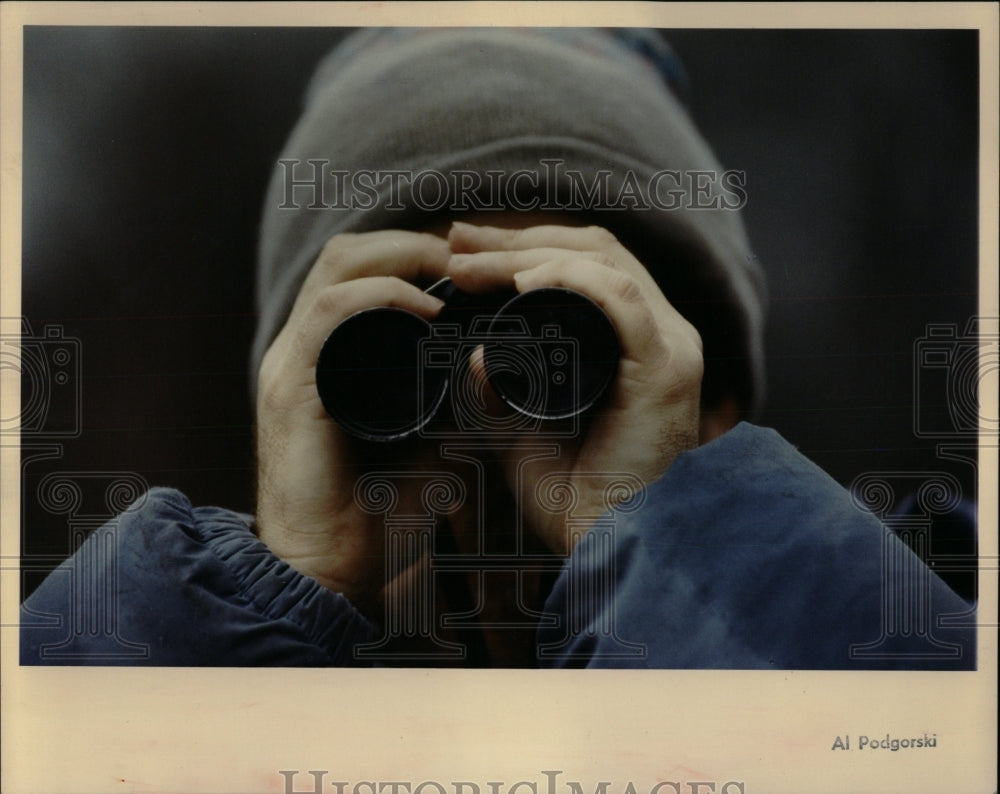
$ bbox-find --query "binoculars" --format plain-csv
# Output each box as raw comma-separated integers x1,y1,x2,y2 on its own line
315,278,620,441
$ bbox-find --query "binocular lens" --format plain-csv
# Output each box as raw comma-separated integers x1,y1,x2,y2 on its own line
315,282,620,441
315,308,447,442
484,288,620,420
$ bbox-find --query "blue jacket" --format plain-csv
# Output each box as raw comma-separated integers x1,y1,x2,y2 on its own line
20,424,975,668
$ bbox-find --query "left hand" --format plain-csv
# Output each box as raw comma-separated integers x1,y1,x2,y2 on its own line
446,221,704,556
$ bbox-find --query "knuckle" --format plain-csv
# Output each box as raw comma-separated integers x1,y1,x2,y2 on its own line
315,240,344,270
314,234,363,279
492,226,528,249
664,337,705,392
310,283,347,317
605,269,642,303
590,250,620,270
682,339,705,380
684,319,704,354
584,225,620,249
636,325,704,398
449,255,476,278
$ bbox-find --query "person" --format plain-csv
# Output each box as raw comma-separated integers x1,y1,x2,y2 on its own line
20,27,975,668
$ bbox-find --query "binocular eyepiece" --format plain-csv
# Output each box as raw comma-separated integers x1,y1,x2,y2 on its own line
315,278,620,442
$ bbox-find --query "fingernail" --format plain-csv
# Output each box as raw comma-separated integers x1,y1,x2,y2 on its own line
451,221,476,232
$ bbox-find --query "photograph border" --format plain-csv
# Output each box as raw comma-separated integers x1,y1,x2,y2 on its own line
2,3,997,793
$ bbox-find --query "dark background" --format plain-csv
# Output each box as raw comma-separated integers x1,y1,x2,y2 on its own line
17,27,980,597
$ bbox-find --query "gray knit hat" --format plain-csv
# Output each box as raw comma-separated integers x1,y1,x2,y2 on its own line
254,28,767,413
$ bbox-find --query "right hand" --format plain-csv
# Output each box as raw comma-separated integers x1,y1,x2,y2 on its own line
254,230,450,611
446,222,704,556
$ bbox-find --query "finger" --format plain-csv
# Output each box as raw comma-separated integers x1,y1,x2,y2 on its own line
449,247,614,293
297,230,452,305
448,223,669,298
512,259,701,366
449,221,617,255
281,277,446,370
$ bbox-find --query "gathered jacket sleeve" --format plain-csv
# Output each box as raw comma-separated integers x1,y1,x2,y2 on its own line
20,488,375,665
